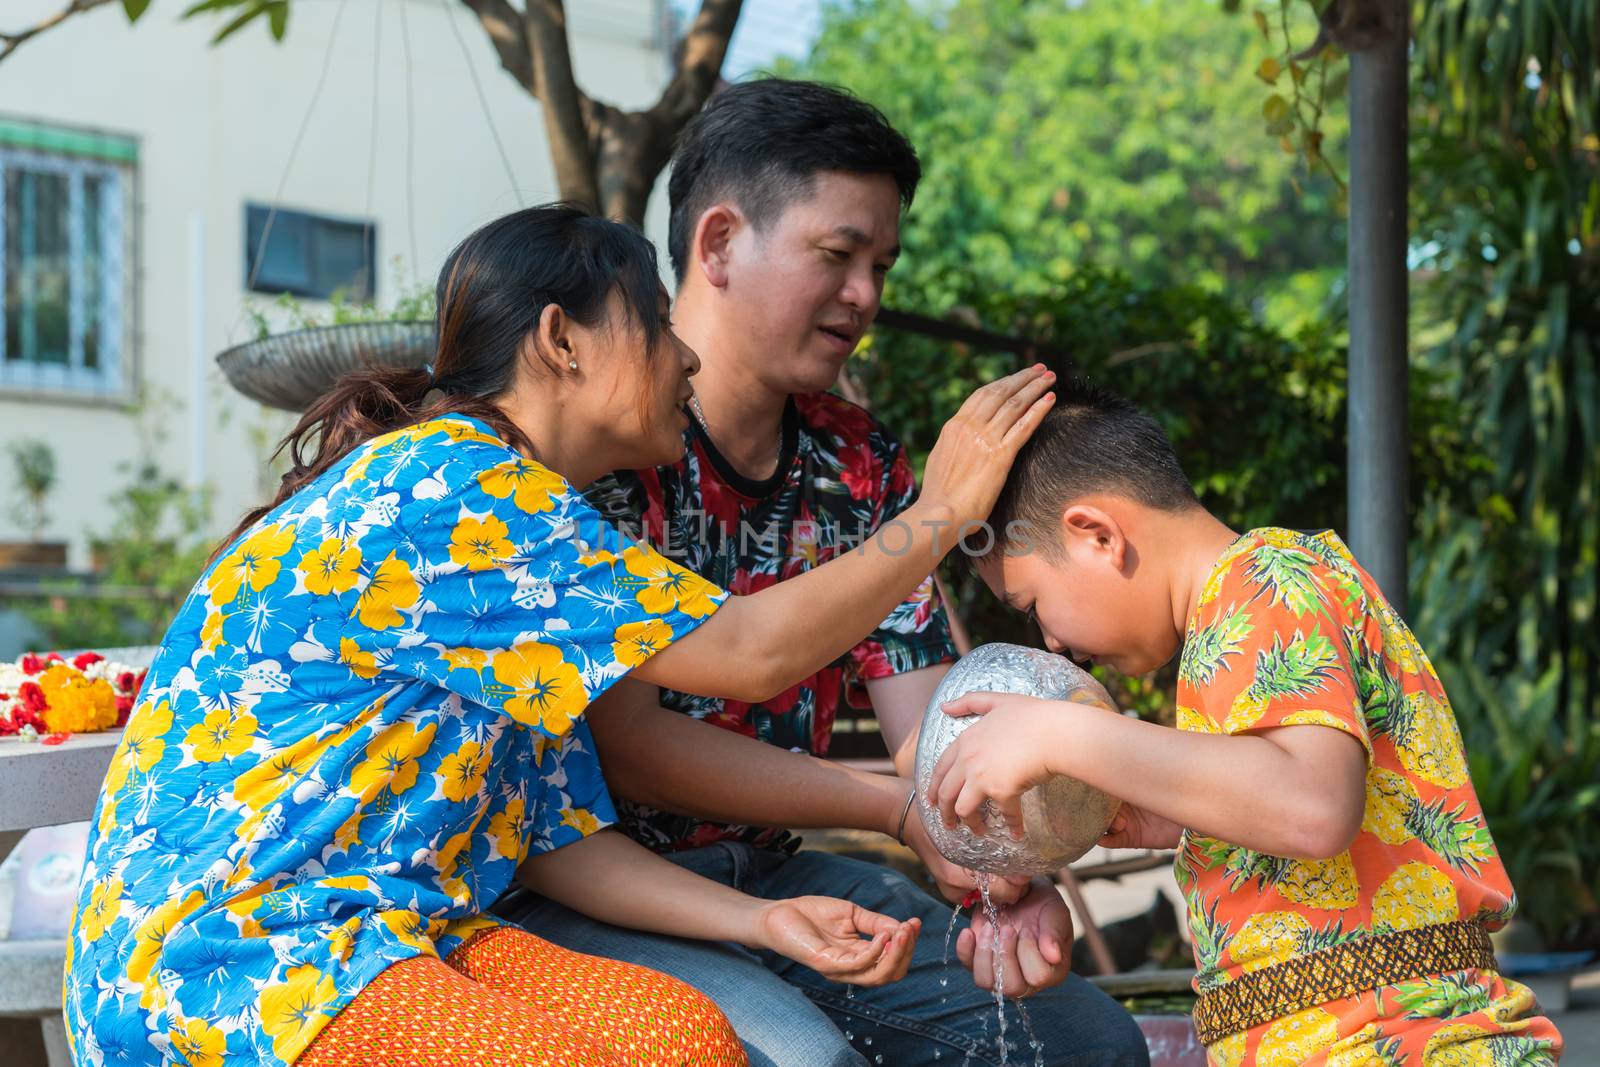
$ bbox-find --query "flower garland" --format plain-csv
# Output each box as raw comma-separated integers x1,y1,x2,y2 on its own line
0,652,146,743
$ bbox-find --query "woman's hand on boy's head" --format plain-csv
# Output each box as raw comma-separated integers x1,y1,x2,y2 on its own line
930,693,1060,838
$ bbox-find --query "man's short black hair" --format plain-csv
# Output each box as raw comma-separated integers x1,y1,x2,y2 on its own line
968,377,1200,560
667,78,921,282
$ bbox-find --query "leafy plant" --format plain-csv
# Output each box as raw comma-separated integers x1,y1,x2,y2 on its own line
22,463,213,650
7,438,57,542
245,258,436,341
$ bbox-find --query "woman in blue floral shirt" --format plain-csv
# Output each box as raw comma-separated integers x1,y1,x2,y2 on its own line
64,205,1054,1067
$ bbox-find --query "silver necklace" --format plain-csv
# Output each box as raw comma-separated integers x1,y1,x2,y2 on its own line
691,396,784,454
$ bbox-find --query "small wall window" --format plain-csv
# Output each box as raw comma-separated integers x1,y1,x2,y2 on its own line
244,203,376,301
0,118,134,398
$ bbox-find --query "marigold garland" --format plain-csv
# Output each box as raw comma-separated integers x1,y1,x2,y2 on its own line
0,651,145,740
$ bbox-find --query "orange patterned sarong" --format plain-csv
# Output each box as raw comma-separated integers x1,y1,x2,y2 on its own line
297,925,747,1066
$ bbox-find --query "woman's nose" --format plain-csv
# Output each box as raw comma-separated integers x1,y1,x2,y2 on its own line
681,338,702,377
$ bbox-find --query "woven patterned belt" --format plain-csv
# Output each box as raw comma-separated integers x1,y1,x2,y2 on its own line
1192,920,1498,1047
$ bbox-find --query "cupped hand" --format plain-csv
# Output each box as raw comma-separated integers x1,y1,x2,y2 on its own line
919,366,1055,528
957,879,1074,998
755,896,920,986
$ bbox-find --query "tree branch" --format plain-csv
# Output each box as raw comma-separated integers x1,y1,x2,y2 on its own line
524,0,600,210
459,0,533,89
649,0,743,127
1,0,118,64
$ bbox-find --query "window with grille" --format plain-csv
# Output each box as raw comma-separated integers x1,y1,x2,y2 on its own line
0,119,135,398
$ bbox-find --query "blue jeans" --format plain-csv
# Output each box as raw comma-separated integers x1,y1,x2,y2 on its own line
492,844,1149,1067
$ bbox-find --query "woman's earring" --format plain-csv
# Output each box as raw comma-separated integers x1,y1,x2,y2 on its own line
568,360,578,371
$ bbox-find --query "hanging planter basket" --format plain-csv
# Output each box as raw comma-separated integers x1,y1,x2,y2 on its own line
216,320,436,413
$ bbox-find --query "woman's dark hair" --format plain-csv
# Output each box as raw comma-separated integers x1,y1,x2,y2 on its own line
667,78,921,282
214,204,663,558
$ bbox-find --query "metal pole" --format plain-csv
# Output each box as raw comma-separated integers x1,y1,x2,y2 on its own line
1346,5,1410,615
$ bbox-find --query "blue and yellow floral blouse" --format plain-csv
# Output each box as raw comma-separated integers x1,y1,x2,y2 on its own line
64,415,727,1067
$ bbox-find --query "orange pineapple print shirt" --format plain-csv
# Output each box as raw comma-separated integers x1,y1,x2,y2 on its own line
1173,528,1560,1066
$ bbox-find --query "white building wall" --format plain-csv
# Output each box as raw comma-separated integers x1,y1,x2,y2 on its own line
0,0,673,565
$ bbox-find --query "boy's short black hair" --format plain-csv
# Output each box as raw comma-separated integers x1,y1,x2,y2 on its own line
967,377,1200,560
666,78,921,282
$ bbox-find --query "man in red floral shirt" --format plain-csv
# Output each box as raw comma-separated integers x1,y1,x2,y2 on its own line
496,79,1147,1067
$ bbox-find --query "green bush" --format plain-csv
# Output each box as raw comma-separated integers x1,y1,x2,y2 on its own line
22,462,212,650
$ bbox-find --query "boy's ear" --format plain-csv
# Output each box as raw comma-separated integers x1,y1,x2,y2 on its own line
693,203,741,290
1060,504,1130,572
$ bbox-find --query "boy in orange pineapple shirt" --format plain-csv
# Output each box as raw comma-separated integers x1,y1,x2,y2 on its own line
929,378,1563,1065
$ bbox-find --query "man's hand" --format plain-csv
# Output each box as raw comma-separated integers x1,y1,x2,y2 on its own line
755,896,920,986
929,692,1067,838
900,801,1029,906
1100,801,1184,850
956,880,1074,997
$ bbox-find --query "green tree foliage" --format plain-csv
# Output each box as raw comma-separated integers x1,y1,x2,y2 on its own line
794,0,1598,945
781,0,1345,320
1404,0,1600,946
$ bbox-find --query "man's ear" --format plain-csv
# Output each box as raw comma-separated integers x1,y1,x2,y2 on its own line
1060,504,1130,573
528,303,577,377
693,203,741,290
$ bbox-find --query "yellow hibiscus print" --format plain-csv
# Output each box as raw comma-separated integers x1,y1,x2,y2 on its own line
434,830,474,902
185,706,259,763
354,553,421,630
478,458,566,513
127,890,207,998
487,798,526,861
338,636,380,680
224,883,272,939
325,917,360,963
105,700,174,794
439,420,508,448
233,713,368,812
621,547,721,618
490,642,588,734
259,964,339,1064
348,722,436,800
612,618,673,667
200,606,228,651
561,807,601,835
169,1016,227,1067
440,646,488,672
208,523,297,605
299,537,362,596
438,740,490,802
448,514,515,571
80,876,125,942
376,909,439,955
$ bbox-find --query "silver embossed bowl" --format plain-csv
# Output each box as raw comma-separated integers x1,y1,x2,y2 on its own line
915,643,1122,875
